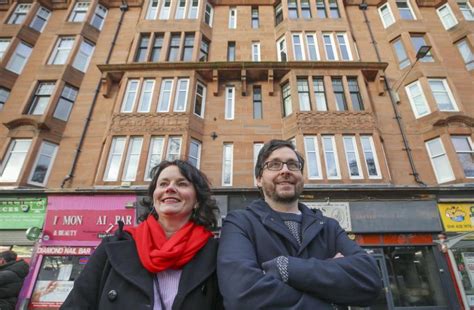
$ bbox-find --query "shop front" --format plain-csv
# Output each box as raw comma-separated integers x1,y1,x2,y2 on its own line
18,194,136,309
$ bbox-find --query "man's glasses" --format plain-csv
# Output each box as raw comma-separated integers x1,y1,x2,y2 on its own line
262,160,302,171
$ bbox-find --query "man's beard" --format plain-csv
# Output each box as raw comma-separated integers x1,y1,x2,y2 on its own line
263,181,303,204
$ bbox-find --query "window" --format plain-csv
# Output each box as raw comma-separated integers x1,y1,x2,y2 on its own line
405,80,430,118
360,136,381,178
173,78,189,112
199,38,209,61
378,3,395,28
306,34,319,60
121,80,139,112
0,88,10,111
396,0,415,20
451,136,474,177
182,33,194,61
166,137,182,160
297,78,311,111
288,0,299,19
28,141,58,186
428,79,458,111
194,82,206,117
316,0,327,18
122,137,143,181
302,0,312,18
253,143,263,183
323,33,337,60
292,34,305,60
229,7,237,29
225,86,235,120
151,34,164,62
137,79,155,112
426,138,455,183
277,37,287,61
222,143,233,186
91,4,107,30
73,39,95,72
157,79,173,112
252,7,259,28
135,34,149,62
28,82,56,115
456,39,474,70
146,0,159,19
159,0,171,19
275,2,283,25
204,2,213,26
282,82,292,116
410,35,433,62
53,84,78,121
392,38,410,69
304,136,322,179
188,0,199,19
48,37,75,65
457,0,474,20
0,139,32,182
437,4,458,30
30,7,51,32
167,34,180,61
332,78,347,111
8,4,31,24
0,38,11,59
104,137,126,181
322,135,340,179
348,77,364,111
188,139,201,168
343,136,362,179
313,77,327,111
145,137,164,180
69,2,90,22
336,33,352,60
175,0,186,19
6,41,32,74
252,42,261,61
253,86,263,119
329,0,340,18
227,42,236,61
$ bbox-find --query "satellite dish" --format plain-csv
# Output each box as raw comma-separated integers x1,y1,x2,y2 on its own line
26,227,42,241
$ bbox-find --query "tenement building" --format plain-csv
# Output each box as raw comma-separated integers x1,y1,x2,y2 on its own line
0,0,473,307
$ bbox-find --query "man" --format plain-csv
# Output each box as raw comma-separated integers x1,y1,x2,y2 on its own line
0,250,29,310
217,139,382,309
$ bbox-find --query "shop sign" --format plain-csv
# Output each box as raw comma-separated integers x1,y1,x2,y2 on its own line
438,203,474,232
306,202,352,231
42,209,134,241
0,197,46,229
36,246,94,256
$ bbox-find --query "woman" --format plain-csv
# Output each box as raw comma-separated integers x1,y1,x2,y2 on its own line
61,160,222,309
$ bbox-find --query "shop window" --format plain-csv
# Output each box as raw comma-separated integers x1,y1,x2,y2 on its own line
253,85,263,119
297,78,311,111
378,3,395,28
437,4,458,30
222,143,233,186
91,4,107,30
27,82,56,115
48,37,75,65
405,80,430,118
322,135,341,179
304,136,322,179
188,139,201,168
343,136,363,179
193,81,206,117
396,0,416,20
282,82,292,116
72,39,95,72
28,141,58,186
451,136,474,178
0,87,10,111
425,137,455,183
313,77,327,111
0,139,32,182
8,3,32,24
0,38,11,60
53,84,79,121
225,86,235,120
30,7,51,32
251,7,259,28
452,244,474,304
69,2,91,22
6,41,32,74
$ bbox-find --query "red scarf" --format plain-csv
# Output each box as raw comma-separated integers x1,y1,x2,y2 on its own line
125,216,212,273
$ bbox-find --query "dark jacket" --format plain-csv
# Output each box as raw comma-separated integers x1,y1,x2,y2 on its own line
0,259,29,310
61,226,222,310
217,199,382,310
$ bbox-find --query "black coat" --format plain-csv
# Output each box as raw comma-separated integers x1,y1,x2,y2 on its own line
61,228,222,310
0,259,29,310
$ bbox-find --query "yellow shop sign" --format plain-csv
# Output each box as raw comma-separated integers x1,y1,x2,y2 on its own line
438,203,474,232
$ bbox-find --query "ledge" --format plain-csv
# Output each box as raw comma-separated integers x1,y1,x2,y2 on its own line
3,117,50,130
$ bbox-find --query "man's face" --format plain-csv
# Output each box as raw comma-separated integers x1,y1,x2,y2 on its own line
256,147,304,205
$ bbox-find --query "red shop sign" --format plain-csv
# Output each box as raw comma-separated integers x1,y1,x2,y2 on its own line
43,210,135,241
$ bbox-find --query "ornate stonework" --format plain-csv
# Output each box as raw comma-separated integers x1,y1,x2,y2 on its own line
109,113,190,134
295,111,376,132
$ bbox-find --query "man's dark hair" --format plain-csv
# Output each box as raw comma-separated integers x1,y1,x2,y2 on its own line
254,139,305,178
0,250,17,262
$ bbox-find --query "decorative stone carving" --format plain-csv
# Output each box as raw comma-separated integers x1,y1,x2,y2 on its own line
109,113,190,134
296,111,376,132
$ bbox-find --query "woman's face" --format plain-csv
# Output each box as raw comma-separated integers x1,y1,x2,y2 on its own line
153,165,197,221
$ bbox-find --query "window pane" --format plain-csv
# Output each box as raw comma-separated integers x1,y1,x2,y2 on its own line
166,137,182,161
137,80,154,112
323,136,339,178
122,137,143,181
0,139,32,182
304,136,321,178
6,42,32,74
343,137,361,177
174,79,189,112
104,137,126,181
225,87,235,119
73,40,95,72
194,82,206,117
157,79,173,112
253,86,263,119
360,136,380,177
428,79,456,111
53,85,78,121
393,39,410,69
145,137,164,180
452,136,474,177
29,142,57,185
313,77,327,111
222,144,233,185
188,139,201,168
121,80,139,112
282,82,292,116
297,79,311,111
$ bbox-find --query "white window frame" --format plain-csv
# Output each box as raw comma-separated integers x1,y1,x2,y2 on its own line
69,1,91,22
146,0,160,19
457,39,474,71
145,136,164,180
121,80,140,112
6,41,32,74
425,137,455,183
253,143,263,185
393,38,410,69
451,136,474,178
27,141,58,186
159,0,171,19
457,0,474,21
188,0,200,19
166,136,182,161
225,86,235,120
53,84,78,121
378,3,395,28
30,7,51,32
0,88,10,111
313,77,328,111
28,82,56,115
175,0,187,19
427,78,458,112
292,33,306,61
297,78,311,111
252,42,261,61
8,3,32,24
193,81,206,117
336,33,352,61
188,139,202,168
323,33,338,61
0,139,32,182
277,36,287,61
204,2,213,26
137,79,155,113
322,135,341,179
222,143,233,186
72,39,95,72
173,78,189,112
282,82,292,116
91,4,108,30
437,3,458,30
122,137,143,181
305,33,320,61
157,79,174,112
343,136,363,179
360,136,382,179
396,0,416,20
304,136,323,179
405,80,430,118
229,7,237,29
48,37,75,65
0,38,11,60
104,137,126,181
